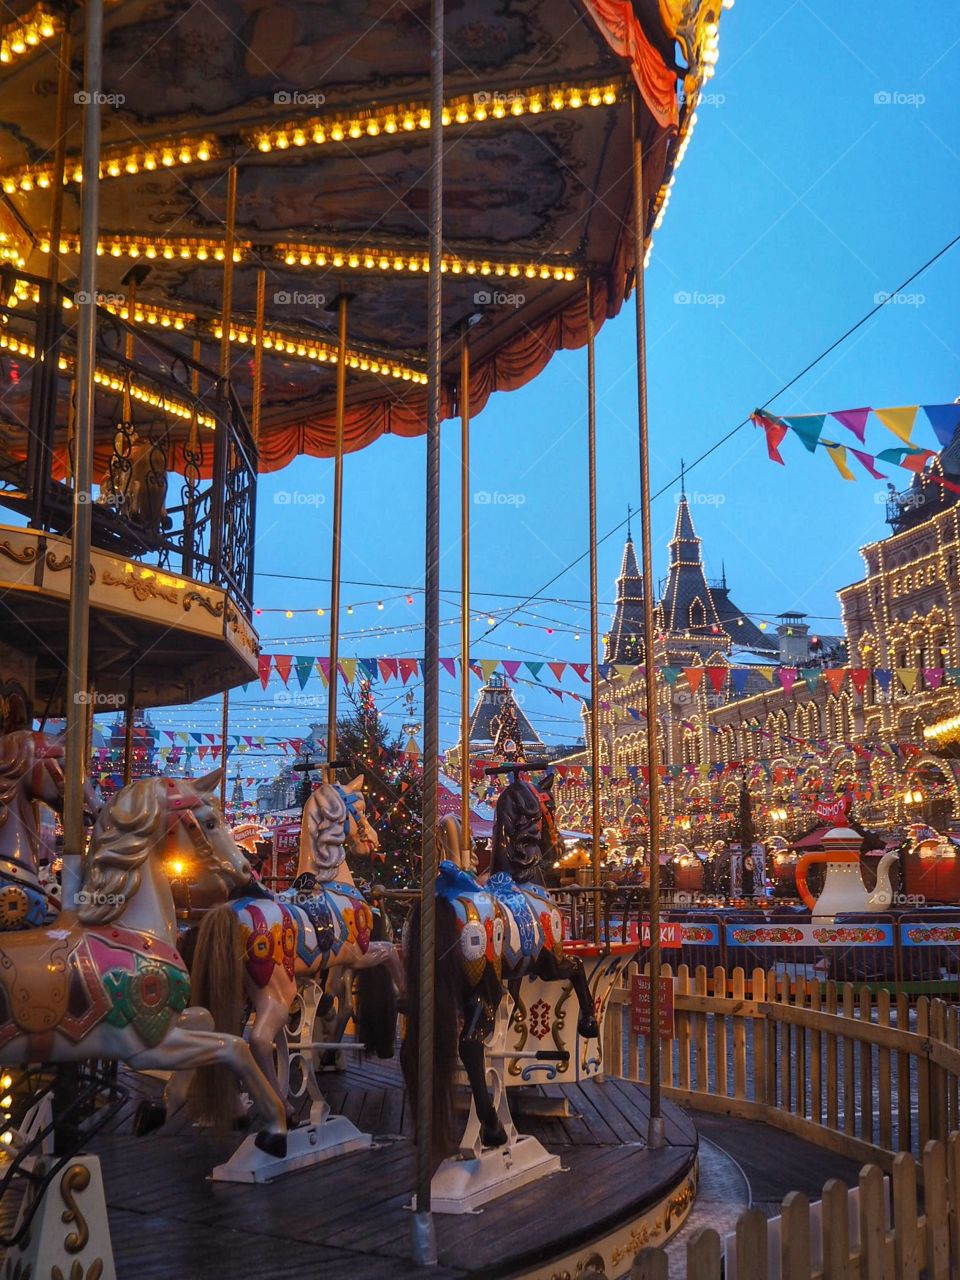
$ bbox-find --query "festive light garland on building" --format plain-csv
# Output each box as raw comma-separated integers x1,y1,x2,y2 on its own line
0,5,59,68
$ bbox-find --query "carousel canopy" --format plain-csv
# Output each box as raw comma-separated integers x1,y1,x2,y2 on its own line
0,0,725,473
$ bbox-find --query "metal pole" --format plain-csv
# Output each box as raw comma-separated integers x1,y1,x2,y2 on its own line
326,294,348,778
47,26,74,286
632,91,664,1149
218,165,237,809
586,278,602,946
121,672,135,784
251,267,266,446
459,328,471,854
61,0,102,911
412,0,443,1261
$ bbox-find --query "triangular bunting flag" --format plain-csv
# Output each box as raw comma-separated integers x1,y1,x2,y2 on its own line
822,668,846,695
598,664,612,681
615,665,635,681
503,660,522,679
258,655,272,689
848,668,869,695
480,659,499,682
571,663,589,682
756,667,775,684
831,407,871,443
398,658,419,684
274,655,293,686
378,658,399,682
924,668,945,691
683,668,704,694
849,449,886,480
778,668,799,694
924,403,960,449
526,662,544,680
801,669,821,693
439,657,456,677
782,414,826,453
824,442,855,481
946,668,960,684
548,662,566,683
316,658,330,686
752,410,788,465
896,668,918,694
295,656,314,690
875,405,919,444
661,666,680,686
359,658,379,683
705,666,727,693
731,668,750,696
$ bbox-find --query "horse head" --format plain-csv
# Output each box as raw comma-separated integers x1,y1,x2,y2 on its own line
338,775,381,859
299,779,348,877
77,773,250,924
493,775,543,881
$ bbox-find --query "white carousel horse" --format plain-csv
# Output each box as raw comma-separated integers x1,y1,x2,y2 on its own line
191,778,402,1112
0,772,287,1155
0,730,99,931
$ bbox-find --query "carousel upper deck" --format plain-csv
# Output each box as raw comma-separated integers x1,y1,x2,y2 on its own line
0,273,258,712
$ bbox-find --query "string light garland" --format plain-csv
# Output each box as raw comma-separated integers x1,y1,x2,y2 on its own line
272,240,576,282
211,320,428,383
38,233,245,263
2,81,621,195
0,5,59,68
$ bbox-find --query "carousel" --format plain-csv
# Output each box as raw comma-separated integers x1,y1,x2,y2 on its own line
0,0,729,1274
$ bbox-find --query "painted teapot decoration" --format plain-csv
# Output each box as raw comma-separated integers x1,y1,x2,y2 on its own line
795,826,898,920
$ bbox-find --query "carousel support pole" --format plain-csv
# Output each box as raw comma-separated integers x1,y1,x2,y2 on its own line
586,278,602,946
412,0,443,1262
46,25,73,287
61,0,103,912
325,293,349,779
217,165,238,809
121,672,135,784
632,92,664,1150
252,267,266,446
459,326,471,855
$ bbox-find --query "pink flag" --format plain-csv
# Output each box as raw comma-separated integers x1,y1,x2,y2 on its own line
778,668,799,694
502,660,522,679
850,449,886,480
831,408,871,443
439,657,456,677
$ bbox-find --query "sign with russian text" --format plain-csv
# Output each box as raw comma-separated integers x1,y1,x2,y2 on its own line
631,975,675,1038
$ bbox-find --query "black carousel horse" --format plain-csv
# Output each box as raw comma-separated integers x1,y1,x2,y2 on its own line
402,764,600,1159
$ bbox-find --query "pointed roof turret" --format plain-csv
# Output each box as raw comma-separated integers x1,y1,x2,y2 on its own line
606,510,645,663
660,493,722,635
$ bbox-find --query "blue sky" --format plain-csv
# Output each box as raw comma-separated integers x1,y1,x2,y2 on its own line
148,1,960,780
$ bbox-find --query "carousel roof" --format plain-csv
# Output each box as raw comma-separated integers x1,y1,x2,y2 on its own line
0,0,726,472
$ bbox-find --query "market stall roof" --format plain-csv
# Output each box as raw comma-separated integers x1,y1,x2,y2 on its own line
0,0,726,473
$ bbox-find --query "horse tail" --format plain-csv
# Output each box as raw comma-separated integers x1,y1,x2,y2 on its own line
355,906,399,1058
399,897,461,1164
187,903,246,1131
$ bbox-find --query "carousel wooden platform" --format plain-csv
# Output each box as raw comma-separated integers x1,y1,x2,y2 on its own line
57,1056,698,1280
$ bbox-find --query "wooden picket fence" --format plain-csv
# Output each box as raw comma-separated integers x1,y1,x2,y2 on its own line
628,1139,960,1279
605,963,960,1165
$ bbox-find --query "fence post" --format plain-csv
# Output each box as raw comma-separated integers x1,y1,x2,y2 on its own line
686,1226,721,1279
923,1140,950,1280
630,1247,668,1280
821,1178,850,1280
877,988,892,1151
891,1151,920,1280
858,1164,887,1280
751,967,766,1107
735,1208,768,1280
948,1132,960,1274
859,986,874,1145
780,1191,811,1280
714,965,728,1100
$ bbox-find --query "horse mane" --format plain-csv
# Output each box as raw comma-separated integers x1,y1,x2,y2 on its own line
0,730,44,813
300,781,347,873
77,777,168,923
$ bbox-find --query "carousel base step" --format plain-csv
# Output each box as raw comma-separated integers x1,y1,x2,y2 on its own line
211,1116,372,1184
415,1135,563,1215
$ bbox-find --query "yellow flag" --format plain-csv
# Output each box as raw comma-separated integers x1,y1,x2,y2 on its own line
896,668,919,694
615,664,635,681
480,659,499,681
824,443,855,481
338,658,357,684
875,405,918,444
756,667,775,684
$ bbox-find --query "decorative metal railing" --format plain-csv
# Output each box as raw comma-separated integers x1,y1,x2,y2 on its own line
0,268,257,610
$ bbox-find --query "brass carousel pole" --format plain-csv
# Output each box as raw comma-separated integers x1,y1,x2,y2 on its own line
46,25,73,287
326,293,349,778
61,0,103,910
586,279,602,945
632,94,664,1149
218,164,237,809
459,328,471,856
252,268,266,447
122,672,135,784
412,0,443,1260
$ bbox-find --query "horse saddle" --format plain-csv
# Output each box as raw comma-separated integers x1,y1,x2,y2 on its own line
0,917,80,1037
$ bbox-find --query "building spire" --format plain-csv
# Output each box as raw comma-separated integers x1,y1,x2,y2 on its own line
626,503,632,540
680,458,685,498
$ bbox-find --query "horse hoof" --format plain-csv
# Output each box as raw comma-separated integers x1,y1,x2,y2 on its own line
255,1130,287,1159
132,1100,166,1137
578,1015,600,1039
481,1122,509,1148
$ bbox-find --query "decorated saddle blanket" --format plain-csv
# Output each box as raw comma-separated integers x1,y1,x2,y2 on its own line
0,917,189,1055
0,872,52,931
231,882,373,983
436,861,564,982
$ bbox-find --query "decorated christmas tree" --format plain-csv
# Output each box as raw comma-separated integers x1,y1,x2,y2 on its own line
335,679,423,889
490,693,526,763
